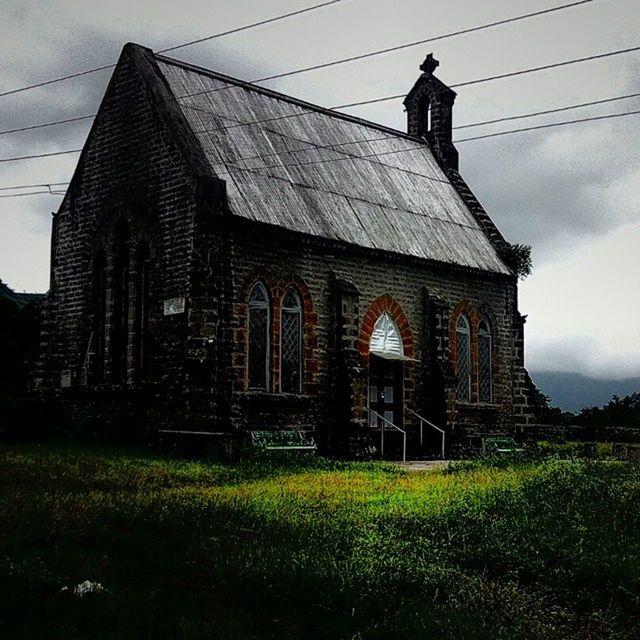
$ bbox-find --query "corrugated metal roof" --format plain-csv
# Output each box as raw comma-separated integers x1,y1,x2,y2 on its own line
155,56,510,274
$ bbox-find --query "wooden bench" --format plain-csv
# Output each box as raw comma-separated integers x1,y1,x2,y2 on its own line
250,430,317,452
482,436,525,455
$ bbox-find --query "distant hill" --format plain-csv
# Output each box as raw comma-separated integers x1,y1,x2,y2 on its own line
530,371,640,413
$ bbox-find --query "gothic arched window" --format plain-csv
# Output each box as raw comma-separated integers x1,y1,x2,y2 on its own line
111,220,129,382
478,319,492,403
247,282,270,390
134,240,151,380
92,248,108,383
281,287,302,394
456,314,471,403
417,94,431,138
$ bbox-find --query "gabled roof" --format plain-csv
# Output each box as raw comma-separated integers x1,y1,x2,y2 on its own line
133,45,512,275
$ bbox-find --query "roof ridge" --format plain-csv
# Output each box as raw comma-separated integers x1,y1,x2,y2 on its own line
154,51,423,143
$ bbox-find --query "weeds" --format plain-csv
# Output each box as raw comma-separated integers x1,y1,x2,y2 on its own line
0,444,639,639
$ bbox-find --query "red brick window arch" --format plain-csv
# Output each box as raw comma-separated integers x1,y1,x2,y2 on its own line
280,287,302,394
359,295,414,359
456,314,472,402
247,281,271,391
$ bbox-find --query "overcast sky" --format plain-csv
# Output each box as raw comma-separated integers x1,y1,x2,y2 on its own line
1,0,639,379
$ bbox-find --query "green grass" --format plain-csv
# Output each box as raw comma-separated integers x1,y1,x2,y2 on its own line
1,444,639,639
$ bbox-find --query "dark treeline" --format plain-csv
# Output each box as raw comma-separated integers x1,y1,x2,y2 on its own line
532,380,640,428
0,280,43,429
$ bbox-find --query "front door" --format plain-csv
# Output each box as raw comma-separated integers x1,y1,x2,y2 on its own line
369,354,403,429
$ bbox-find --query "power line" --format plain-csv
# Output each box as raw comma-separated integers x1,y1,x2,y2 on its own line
454,107,640,142
161,97,452,184
0,182,69,191
5,107,640,193
8,80,638,140
184,88,640,138
186,90,640,167
0,0,346,99
0,64,115,99
0,0,594,115
196,108,640,173
175,0,595,97
453,91,640,129
194,158,484,233
0,115,94,136
0,190,66,198
0,149,82,163
334,45,640,109
3,102,640,169
0,2,608,138
158,0,344,54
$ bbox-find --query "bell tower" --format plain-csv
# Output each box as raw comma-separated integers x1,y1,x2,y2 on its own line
404,54,458,171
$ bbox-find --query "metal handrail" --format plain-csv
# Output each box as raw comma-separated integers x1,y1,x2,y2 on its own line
407,409,446,459
367,409,407,462
80,331,93,387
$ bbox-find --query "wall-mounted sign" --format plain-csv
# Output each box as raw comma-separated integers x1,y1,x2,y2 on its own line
60,369,72,388
164,297,186,316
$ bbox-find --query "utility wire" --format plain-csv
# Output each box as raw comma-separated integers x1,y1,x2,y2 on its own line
0,182,69,191
174,0,595,98
195,108,640,173
0,64,115,99
184,87,640,138
189,87,640,167
157,0,344,54
184,157,485,232
453,91,640,129
4,107,640,193
8,82,638,139
0,149,82,163
454,107,640,142
0,0,595,112
0,2,610,137
0,0,346,98
335,45,640,109
3,105,640,167
0,190,67,198
0,115,94,136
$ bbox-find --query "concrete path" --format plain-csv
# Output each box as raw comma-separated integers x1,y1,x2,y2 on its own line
394,460,450,472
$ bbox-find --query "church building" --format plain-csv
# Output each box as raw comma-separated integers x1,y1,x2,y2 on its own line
36,43,534,457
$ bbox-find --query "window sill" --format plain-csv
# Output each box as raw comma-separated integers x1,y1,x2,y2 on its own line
238,391,311,406
456,402,501,410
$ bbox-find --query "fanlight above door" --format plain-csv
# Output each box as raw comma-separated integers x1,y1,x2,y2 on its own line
369,312,407,360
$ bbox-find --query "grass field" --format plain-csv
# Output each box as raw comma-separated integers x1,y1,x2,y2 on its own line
1,444,639,639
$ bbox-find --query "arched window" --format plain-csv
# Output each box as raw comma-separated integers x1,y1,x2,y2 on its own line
134,241,151,380
370,312,403,358
456,314,471,402
417,94,431,137
92,249,107,383
478,319,492,403
111,220,129,382
247,282,270,390
281,287,302,394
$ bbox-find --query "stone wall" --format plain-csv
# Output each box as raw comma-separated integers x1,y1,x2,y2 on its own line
36,44,218,432
213,217,526,454
36,45,533,452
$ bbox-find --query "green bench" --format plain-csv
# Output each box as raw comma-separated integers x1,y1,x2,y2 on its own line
482,436,525,455
250,430,317,452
